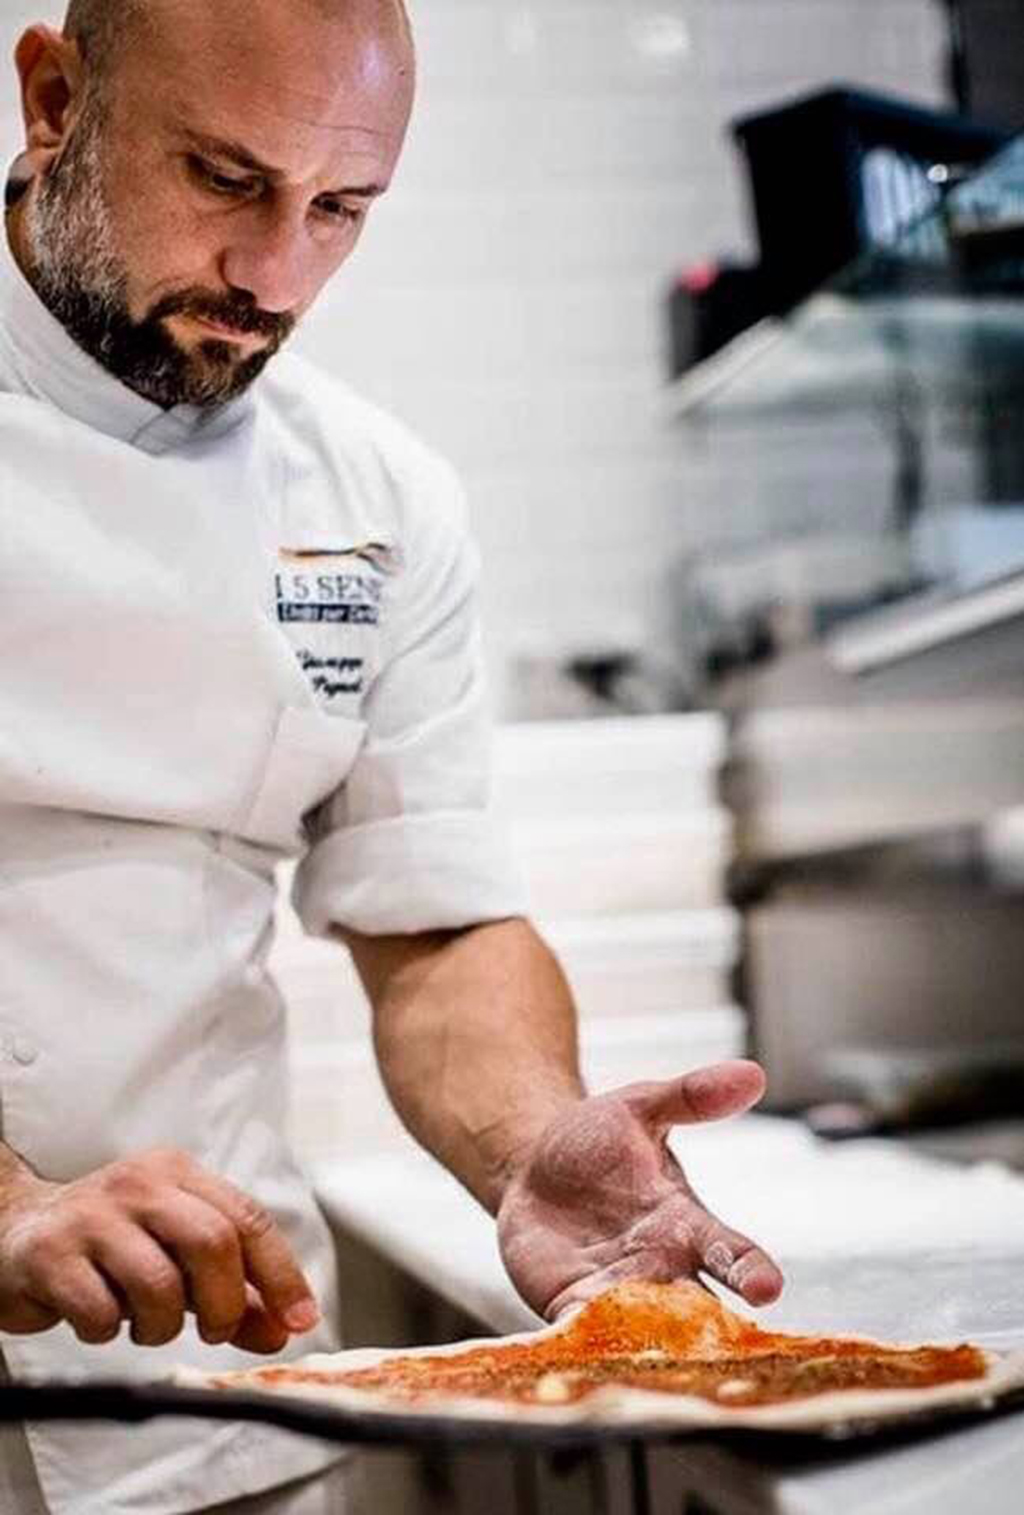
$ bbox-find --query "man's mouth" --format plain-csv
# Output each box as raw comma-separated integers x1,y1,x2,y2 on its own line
185,313,264,346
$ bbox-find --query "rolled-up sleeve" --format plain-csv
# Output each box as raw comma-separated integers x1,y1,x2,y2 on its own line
291,461,528,937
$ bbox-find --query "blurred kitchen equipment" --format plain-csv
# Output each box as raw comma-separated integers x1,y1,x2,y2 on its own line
666,260,770,379
731,87,1008,314
745,863,1024,1113
809,1040,1024,1137
943,0,1024,129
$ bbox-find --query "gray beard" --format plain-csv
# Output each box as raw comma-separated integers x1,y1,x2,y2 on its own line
23,105,293,411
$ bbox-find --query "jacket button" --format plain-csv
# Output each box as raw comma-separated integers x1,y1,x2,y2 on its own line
11,1038,38,1067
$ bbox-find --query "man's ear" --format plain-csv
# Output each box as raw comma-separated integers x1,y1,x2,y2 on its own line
13,25,86,174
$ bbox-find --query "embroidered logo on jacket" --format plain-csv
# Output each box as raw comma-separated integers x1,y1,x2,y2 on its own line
274,560,382,626
275,544,398,706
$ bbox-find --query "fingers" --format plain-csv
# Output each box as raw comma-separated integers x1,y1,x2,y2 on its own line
0,1152,320,1352
37,1258,123,1346
0,1296,61,1336
626,1061,768,1131
698,1223,784,1307
131,1187,295,1357
141,1191,247,1345
545,1233,783,1323
177,1170,319,1335
91,1226,186,1346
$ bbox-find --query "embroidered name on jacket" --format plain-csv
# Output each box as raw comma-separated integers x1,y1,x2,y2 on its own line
296,649,364,699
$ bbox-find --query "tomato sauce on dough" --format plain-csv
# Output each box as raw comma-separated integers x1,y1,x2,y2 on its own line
249,1283,987,1410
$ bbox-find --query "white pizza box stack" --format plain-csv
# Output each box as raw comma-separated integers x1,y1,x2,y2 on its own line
581,1008,747,1094
492,714,726,819
275,712,748,1166
278,913,745,1166
506,812,731,914
273,905,742,1044
494,713,744,1101
541,909,740,1021
287,1007,748,1169
495,715,733,914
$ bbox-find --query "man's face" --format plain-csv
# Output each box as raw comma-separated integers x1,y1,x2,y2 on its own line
22,0,414,409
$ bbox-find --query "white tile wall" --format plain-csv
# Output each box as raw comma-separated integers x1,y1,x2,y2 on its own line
0,1,948,704
290,0,949,704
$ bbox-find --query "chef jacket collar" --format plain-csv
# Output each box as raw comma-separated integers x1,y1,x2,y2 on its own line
0,214,255,455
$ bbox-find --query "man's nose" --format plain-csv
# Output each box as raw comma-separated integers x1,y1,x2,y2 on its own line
220,207,311,316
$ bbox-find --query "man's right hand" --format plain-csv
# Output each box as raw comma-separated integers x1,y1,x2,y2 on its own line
0,1149,320,1353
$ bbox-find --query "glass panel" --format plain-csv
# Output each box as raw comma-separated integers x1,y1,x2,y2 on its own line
667,136,1024,676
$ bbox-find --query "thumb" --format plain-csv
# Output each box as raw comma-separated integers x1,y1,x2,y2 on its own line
625,1060,767,1130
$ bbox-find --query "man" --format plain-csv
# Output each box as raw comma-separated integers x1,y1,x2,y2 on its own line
0,1,784,1510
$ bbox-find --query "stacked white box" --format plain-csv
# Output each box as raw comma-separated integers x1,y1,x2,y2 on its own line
583,1010,747,1094
496,715,733,914
493,715,726,819
280,714,744,1166
507,812,732,915
540,910,740,1021
287,1005,750,1171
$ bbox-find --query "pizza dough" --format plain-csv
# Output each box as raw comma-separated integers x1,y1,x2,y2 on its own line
173,1281,1024,1435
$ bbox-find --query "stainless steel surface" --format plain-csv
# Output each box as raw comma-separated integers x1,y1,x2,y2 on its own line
754,1250,1024,1350
670,1249,1024,1515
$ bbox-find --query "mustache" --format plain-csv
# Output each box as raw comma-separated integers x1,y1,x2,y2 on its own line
149,288,296,343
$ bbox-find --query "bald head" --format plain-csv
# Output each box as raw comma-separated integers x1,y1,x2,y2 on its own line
63,0,412,100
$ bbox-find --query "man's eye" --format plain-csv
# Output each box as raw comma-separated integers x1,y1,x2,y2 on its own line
190,157,260,197
314,195,365,226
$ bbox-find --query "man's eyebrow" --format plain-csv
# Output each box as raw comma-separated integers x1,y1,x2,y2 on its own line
183,130,282,177
181,131,388,197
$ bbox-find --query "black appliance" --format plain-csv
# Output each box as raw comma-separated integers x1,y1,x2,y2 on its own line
731,87,1008,313
944,0,1024,129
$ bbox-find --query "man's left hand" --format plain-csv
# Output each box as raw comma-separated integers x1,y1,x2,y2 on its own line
496,1060,784,1321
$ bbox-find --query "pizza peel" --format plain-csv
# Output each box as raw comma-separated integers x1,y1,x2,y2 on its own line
0,1367,1022,1455
4,1282,1023,1452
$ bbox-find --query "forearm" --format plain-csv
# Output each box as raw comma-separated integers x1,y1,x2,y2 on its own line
341,917,585,1212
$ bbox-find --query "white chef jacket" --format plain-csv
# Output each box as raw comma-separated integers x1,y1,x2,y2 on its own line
0,219,526,1515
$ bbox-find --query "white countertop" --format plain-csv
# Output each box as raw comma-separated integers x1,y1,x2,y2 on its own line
315,1113,1024,1515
